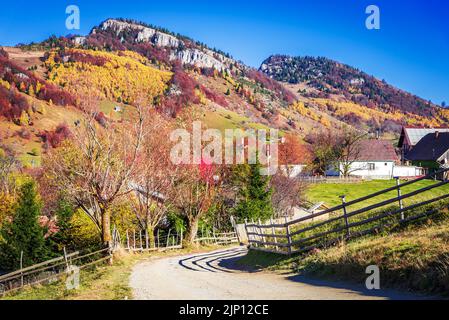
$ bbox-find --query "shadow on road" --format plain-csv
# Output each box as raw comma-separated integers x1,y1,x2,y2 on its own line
178,247,247,273
177,247,440,300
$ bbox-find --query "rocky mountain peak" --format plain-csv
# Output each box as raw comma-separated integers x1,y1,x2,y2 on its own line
92,18,232,71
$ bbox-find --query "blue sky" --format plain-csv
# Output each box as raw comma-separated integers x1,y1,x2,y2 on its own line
0,0,448,104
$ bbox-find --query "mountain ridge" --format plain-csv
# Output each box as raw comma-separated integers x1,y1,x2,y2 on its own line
2,18,449,168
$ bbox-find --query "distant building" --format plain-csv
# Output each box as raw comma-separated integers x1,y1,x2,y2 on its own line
327,139,424,179
405,131,449,172
341,139,399,179
398,126,449,161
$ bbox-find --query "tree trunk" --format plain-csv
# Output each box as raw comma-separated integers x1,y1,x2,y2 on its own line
147,225,156,248
185,216,199,245
101,210,112,247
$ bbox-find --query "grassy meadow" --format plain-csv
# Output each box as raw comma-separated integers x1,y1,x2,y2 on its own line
306,179,449,210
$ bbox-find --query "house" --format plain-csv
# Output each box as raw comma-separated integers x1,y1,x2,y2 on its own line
398,126,449,161
339,139,400,179
405,132,449,172
326,139,424,179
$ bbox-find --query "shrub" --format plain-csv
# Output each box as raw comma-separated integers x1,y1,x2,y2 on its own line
39,124,72,149
94,112,108,127
200,85,228,107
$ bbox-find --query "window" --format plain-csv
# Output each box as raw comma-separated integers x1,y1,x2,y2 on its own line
367,163,375,171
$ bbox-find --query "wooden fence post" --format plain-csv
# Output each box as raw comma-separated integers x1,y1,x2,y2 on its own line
20,251,24,288
166,229,171,248
145,229,149,250
395,177,405,220
258,219,266,248
157,229,160,248
126,230,130,250
139,230,143,251
63,247,69,270
286,223,292,255
133,230,136,249
340,195,350,238
270,217,278,252
180,228,183,247
251,220,258,247
244,219,250,247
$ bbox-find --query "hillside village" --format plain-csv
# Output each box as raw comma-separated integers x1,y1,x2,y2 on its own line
1,17,449,300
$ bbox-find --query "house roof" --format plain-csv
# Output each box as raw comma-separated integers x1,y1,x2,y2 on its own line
405,132,449,162
350,139,399,162
399,126,449,147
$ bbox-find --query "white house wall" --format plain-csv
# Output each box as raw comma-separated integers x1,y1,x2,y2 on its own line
393,166,425,178
341,161,395,179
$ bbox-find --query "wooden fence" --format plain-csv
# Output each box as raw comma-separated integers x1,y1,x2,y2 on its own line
194,232,239,246
246,168,449,255
0,247,111,296
297,176,366,184
124,229,183,252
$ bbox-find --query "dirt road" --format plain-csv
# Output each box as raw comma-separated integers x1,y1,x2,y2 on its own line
130,247,426,300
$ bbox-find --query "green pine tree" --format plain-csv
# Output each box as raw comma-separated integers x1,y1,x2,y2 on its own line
48,197,75,251
234,159,273,222
0,181,50,270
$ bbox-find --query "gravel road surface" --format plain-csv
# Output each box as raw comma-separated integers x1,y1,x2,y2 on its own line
130,247,427,300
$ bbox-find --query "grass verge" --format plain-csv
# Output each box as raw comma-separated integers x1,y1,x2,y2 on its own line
1,244,231,300
238,212,449,296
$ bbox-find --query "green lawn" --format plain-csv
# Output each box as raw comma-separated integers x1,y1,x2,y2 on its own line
306,179,449,210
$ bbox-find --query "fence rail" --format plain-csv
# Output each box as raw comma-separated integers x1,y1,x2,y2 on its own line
124,229,183,252
297,176,366,184
194,232,239,245
246,167,449,256
0,247,111,296
0,219,242,296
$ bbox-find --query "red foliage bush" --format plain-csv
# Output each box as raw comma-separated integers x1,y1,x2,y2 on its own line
86,33,127,51
200,85,228,107
38,84,76,106
133,43,172,66
39,124,72,149
159,63,202,117
0,85,30,120
0,55,76,109
66,50,108,67
172,63,198,98
94,112,108,127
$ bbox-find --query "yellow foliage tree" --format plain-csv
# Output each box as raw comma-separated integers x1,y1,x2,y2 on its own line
46,49,172,106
